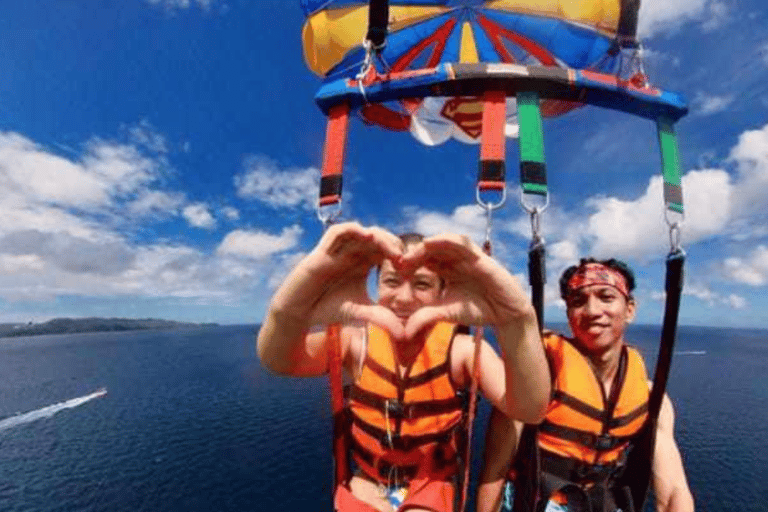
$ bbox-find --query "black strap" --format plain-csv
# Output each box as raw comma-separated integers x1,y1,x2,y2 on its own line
351,414,459,451
319,174,342,200
528,243,546,332
366,0,389,49
365,357,399,385
617,0,641,48
539,420,632,452
552,390,605,422
541,449,626,484
348,385,465,420
404,360,451,387
622,252,685,511
609,402,649,429
350,436,419,482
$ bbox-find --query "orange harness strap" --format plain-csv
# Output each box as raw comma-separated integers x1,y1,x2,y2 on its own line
327,323,350,490
478,90,507,192
320,103,349,207
459,241,493,512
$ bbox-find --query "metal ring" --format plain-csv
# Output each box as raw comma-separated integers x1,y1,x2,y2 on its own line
317,199,343,228
519,187,549,215
668,222,683,253
476,185,507,211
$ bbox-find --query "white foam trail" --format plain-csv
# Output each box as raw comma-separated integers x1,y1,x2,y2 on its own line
0,388,107,432
675,350,706,355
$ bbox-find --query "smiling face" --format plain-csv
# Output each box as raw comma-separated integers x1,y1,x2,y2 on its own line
377,258,442,324
566,284,636,354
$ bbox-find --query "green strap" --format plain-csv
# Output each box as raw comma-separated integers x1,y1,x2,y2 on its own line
657,117,684,214
518,91,547,197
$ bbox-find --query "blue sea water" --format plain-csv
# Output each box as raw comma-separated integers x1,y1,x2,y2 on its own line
0,324,765,511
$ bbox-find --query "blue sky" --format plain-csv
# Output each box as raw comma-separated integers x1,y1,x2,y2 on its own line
0,0,767,328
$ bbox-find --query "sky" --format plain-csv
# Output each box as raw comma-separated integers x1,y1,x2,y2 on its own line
0,0,767,328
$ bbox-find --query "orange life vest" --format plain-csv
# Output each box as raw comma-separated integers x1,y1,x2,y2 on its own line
538,333,649,466
348,321,466,485
510,333,650,512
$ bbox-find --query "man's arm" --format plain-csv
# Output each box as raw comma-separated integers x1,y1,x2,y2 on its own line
257,222,404,375
402,233,550,422
456,323,548,424
652,394,695,512
495,311,549,423
477,407,522,512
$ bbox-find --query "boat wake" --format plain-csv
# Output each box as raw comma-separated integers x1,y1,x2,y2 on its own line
0,388,107,432
675,350,706,356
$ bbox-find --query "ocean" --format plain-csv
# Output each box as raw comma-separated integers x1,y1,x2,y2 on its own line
0,324,765,511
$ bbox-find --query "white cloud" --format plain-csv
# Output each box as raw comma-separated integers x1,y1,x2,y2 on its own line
234,156,319,211
681,282,748,310
221,206,240,221
182,203,216,229
729,124,768,216
216,225,303,260
638,0,721,38
691,92,735,116
402,204,486,241
723,246,768,286
128,190,185,218
701,1,730,32
0,128,286,308
727,294,747,309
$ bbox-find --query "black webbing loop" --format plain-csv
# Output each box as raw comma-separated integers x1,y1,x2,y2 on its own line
528,243,546,332
366,0,389,50
617,0,641,48
624,250,685,511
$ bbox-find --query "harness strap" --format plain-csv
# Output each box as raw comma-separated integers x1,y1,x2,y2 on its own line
616,0,641,48
459,327,484,512
350,436,420,482
351,414,461,452
658,117,684,215
320,103,350,208
538,421,634,452
478,90,507,192
348,385,465,419
528,243,546,332
624,252,685,511
328,323,351,488
364,357,453,388
518,91,547,197
540,449,627,484
366,0,389,50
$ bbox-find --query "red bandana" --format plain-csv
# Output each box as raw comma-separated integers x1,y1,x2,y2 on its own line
566,263,629,297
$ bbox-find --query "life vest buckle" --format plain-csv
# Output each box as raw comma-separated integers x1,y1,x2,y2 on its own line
384,398,408,419
594,433,615,451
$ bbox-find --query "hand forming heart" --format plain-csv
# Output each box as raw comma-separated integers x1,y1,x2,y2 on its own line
270,222,534,342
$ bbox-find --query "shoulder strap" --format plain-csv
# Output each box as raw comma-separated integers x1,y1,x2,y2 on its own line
618,252,684,511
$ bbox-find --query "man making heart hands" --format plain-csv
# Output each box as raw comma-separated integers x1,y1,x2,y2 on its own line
257,222,550,512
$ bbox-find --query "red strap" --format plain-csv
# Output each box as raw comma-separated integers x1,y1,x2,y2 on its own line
459,241,492,512
478,90,507,192
327,323,350,488
320,103,350,207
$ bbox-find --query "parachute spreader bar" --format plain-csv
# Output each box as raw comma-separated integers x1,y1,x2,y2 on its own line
314,63,687,122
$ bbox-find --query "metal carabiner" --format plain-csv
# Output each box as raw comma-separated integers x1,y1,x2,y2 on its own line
317,199,343,229
664,205,685,255
476,186,506,250
519,187,549,216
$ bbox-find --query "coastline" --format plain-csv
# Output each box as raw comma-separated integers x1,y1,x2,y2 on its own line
0,317,219,339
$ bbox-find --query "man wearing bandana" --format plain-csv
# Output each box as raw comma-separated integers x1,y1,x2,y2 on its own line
476,259,694,512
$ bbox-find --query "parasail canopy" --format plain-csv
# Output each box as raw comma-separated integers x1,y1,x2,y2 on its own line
300,0,645,144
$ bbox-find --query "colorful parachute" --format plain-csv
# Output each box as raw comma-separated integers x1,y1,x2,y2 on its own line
301,0,641,144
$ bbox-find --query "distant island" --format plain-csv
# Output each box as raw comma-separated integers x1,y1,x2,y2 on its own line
0,318,219,338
